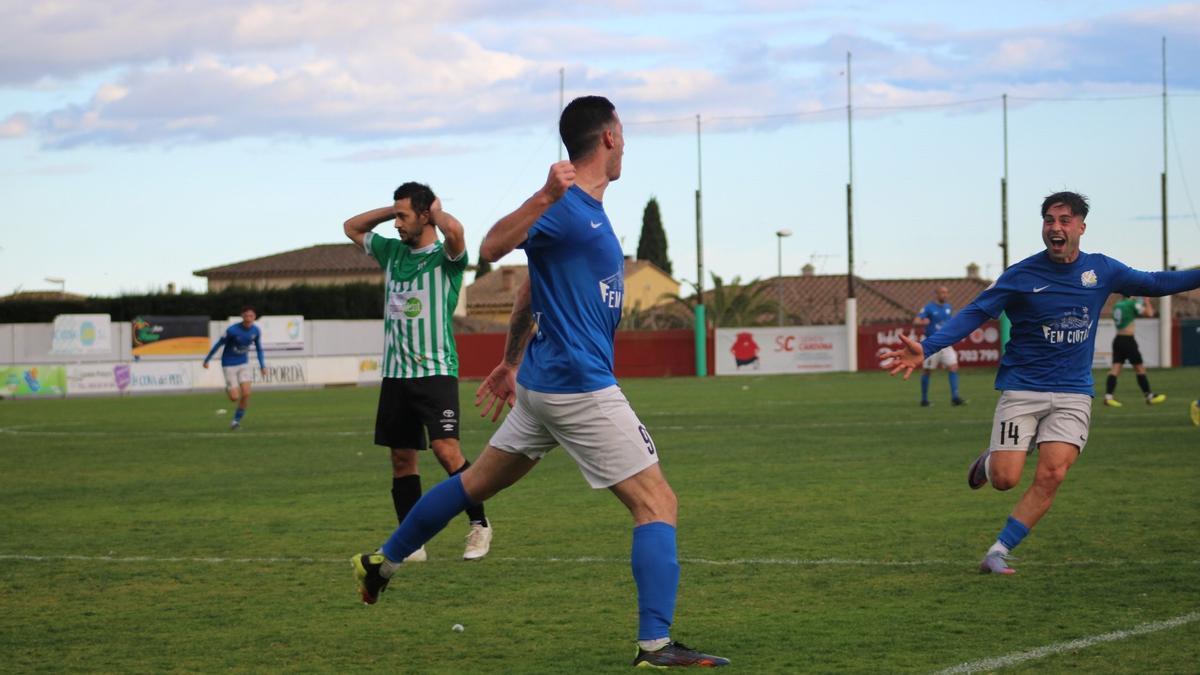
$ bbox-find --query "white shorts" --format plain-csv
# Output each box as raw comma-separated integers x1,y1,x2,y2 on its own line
923,346,958,370
988,390,1092,453
488,384,659,488
222,364,253,389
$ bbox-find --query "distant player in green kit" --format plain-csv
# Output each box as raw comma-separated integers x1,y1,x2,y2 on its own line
344,182,492,561
1102,295,1166,407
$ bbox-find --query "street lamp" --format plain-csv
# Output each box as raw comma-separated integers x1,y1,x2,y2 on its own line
775,229,792,326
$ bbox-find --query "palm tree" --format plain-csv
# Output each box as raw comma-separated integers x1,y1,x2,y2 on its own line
658,272,780,328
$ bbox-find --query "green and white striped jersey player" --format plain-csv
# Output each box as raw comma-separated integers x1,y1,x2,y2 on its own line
368,231,464,378
344,181,493,561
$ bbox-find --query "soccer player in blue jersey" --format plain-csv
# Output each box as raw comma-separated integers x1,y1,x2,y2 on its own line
882,191,1200,575
203,306,266,430
351,96,728,668
913,285,965,407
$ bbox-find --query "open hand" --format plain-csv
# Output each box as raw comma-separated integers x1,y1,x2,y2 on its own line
474,363,517,423
879,333,925,380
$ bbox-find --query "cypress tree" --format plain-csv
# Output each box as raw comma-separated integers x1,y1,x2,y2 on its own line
635,197,672,275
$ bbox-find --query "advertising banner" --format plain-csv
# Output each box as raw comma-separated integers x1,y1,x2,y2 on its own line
858,321,1002,371
249,359,308,387
0,365,66,398
1091,318,1161,368
357,356,383,383
226,315,305,351
128,362,193,392
50,314,113,356
132,315,211,356
715,326,849,375
66,363,124,395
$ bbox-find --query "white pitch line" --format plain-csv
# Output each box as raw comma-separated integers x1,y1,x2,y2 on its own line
0,553,1195,568
934,611,1200,674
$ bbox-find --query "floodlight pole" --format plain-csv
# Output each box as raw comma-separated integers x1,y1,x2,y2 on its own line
1159,36,1172,368
999,93,1012,353
694,114,707,376
844,51,858,372
557,67,565,161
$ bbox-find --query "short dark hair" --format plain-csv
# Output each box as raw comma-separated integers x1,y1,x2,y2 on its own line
559,96,616,161
393,182,436,213
240,305,256,315
1041,191,1089,219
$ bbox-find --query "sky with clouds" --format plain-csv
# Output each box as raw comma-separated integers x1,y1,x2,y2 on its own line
1,0,1198,297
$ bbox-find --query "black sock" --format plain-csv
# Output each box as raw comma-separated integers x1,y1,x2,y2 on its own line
1106,374,1117,396
391,475,422,526
1136,374,1152,395
449,460,488,527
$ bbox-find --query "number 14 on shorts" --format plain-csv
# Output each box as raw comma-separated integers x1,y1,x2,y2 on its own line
998,421,1020,446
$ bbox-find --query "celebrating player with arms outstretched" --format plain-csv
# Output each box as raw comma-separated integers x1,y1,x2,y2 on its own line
883,191,1200,575
352,96,728,668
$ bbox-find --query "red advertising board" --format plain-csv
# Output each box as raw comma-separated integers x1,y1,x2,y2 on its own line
857,320,1002,370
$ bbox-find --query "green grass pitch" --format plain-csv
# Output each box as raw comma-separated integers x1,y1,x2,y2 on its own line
2,369,1198,672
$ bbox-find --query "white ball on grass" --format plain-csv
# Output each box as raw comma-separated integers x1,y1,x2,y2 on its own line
452,624,465,633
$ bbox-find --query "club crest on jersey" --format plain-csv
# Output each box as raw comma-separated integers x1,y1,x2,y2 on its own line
598,271,624,309
1080,270,1097,287
1042,307,1091,345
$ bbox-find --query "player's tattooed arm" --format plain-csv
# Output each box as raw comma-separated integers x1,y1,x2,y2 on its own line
504,279,535,367
343,206,394,248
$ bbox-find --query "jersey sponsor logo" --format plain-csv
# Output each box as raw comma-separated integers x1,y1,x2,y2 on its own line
1033,285,1050,293
443,409,455,418
1080,270,1098,287
590,220,603,229
598,271,623,309
387,286,431,321
1042,307,1092,345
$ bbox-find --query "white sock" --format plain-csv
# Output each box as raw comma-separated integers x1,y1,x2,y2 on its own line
380,557,401,577
984,452,992,482
988,541,1010,556
639,637,670,652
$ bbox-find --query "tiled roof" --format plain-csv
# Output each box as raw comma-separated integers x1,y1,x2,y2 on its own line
467,266,530,309
194,243,379,278
752,275,992,324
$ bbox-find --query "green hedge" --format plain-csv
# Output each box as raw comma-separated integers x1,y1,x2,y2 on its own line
0,284,383,323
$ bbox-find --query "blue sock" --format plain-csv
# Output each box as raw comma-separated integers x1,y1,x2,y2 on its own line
234,408,246,422
380,474,472,562
631,522,679,641
948,371,961,399
920,373,930,402
997,516,1030,551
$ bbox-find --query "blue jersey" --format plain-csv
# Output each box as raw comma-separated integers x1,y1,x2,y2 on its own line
205,322,265,369
517,185,624,394
917,301,953,335
922,251,1200,395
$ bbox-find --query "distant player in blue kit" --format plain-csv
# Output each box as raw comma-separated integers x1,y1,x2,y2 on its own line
913,285,965,407
203,306,266,430
882,192,1200,575
351,96,728,667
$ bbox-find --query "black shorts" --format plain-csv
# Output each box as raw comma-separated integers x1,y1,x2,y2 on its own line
374,376,460,449
1112,335,1143,366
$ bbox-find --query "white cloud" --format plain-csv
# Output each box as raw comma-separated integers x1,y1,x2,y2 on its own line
1,1,1197,148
